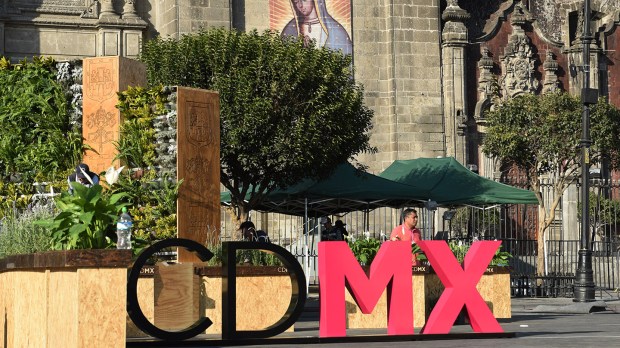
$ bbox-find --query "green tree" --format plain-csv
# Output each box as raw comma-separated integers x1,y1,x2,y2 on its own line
482,92,620,276
140,28,375,223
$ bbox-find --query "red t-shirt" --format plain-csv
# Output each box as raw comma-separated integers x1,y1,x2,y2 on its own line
390,224,422,265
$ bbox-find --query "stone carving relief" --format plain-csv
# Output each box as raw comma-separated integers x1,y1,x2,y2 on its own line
475,47,495,122
5,0,95,15
499,3,539,98
542,51,559,93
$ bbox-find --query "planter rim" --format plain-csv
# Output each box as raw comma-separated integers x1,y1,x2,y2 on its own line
194,265,290,277
0,249,132,272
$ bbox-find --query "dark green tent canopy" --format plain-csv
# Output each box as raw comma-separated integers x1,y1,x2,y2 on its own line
379,157,539,206
221,163,431,216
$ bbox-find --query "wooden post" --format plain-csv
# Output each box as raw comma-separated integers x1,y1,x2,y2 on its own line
176,87,221,262
82,56,146,174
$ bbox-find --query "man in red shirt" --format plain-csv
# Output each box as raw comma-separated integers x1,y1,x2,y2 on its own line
390,208,422,265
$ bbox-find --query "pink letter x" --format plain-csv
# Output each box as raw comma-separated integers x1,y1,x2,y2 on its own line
419,240,503,334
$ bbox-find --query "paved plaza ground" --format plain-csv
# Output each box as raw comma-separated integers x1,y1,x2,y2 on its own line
128,293,620,348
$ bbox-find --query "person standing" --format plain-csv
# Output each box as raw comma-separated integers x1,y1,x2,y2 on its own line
390,208,422,265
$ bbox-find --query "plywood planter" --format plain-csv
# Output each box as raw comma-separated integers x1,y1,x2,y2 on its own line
345,266,511,330
128,264,294,337
0,249,132,348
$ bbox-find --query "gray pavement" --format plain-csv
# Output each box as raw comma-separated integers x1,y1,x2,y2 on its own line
128,294,620,348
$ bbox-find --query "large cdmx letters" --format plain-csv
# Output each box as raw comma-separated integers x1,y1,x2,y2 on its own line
128,239,503,341
419,240,503,334
318,241,413,337
318,240,504,337
127,239,306,341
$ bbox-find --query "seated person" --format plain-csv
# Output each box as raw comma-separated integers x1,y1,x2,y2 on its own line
239,220,270,242
67,163,100,193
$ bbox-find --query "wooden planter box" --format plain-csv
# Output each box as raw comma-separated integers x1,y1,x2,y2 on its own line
346,266,511,329
0,250,132,348
127,264,294,337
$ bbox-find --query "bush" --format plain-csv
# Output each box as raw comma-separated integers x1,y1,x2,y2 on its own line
0,202,56,257
0,56,83,182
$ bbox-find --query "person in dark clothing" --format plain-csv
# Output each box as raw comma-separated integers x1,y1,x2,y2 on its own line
333,219,349,241
239,220,270,242
67,163,100,193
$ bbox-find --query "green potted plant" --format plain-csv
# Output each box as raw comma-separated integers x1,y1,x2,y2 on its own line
36,182,129,249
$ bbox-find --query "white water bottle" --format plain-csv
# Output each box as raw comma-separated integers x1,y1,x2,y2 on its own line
116,207,132,249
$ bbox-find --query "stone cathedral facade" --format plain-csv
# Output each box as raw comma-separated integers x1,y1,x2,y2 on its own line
2,0,620,178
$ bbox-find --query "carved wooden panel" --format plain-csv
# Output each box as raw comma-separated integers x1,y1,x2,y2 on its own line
176,87,221,262
82,56,145,174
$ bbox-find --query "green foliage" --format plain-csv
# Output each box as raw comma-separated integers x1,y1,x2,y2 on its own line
483,92,620,275
411,243,428,262
0,203,56,257
202,243,282,266
106,170,181,242
140,28,375,219
0,56,83,182
115,86,167,169
451,207,500,238
348,237,381,265
489,246,512,267
581,192,620,226
447,240,512,266
36,183,129,249
483,92,620,178
0,182,32,219
346,238,508,267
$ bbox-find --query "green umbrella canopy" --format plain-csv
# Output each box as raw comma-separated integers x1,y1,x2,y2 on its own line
221,163,432,216
379,157,539,206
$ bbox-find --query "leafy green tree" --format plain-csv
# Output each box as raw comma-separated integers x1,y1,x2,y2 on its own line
140,28,375,222
482,92,620,276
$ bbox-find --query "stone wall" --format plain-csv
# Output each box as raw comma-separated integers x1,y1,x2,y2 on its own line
3,0,620,175
0,0,146,61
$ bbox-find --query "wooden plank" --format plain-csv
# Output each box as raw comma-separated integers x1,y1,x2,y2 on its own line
12,271,47,347
0,249,131,272
77,268,127,347
201,275,294,334
127,277,155,338
48,270,78,348
154,263,198,330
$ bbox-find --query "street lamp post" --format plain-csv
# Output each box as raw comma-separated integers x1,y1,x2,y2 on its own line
574,0,596,302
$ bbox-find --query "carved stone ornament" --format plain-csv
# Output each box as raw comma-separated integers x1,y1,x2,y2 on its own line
542,51,559,93
499,3,539,98
474,47,495,122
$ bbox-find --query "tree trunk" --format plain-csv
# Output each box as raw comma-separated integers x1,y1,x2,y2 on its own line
536,210,547,282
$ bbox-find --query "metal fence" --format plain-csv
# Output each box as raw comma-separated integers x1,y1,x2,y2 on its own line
220,177,620,298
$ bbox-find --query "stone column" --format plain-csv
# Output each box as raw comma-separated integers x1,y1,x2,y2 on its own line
441,1,470,164
100,0,119,18
562,179,580,241
176,87,221,263
82,56,146,174
567,8,601,97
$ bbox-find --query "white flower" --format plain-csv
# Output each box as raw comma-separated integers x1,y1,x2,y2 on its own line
104,166,125,186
